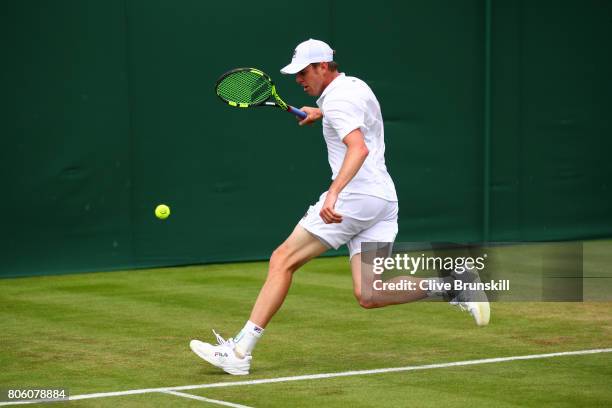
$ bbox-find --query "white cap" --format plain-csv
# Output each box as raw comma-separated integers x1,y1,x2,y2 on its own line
280,39,334,74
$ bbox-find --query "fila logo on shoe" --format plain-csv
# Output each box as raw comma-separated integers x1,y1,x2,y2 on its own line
214,352,229,357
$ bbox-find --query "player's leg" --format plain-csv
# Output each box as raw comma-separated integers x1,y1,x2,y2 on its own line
350,252,428,309
349,249,490,325
346,199,440,308
350,242,490,324
248,224,328,328
190,225,327,375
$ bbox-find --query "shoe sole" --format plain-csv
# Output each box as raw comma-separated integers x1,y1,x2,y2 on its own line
189,340,249,376
472,302,491,326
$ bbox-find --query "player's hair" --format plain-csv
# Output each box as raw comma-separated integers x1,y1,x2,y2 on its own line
312,61,339,72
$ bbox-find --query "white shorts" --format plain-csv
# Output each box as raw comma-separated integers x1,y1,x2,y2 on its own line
298,191,399,258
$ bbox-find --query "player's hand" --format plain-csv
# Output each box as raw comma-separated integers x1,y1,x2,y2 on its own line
320,191,343,224
298,107,322,126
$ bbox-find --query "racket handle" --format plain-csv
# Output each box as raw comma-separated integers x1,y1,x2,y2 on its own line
288,105,307,119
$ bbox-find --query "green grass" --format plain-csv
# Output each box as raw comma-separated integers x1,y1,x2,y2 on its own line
1,253,611,407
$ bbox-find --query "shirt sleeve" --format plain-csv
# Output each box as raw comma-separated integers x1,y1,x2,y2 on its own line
323,98,366,140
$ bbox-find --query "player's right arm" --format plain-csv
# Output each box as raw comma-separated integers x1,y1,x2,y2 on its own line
319,129,369,224
297,106,322,126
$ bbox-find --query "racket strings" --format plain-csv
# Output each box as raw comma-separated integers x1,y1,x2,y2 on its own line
216,71,272,105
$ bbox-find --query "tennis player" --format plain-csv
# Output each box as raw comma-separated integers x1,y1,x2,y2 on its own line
190,39,490,375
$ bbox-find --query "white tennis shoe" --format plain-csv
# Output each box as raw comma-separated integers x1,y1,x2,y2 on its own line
190,330,251,375
449,268,491,326
450,299,491,326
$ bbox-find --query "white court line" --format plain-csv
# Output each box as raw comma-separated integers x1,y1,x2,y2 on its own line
1,348,610,406
161,390,253,408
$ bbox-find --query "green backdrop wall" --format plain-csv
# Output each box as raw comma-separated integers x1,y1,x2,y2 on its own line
2,0,611,277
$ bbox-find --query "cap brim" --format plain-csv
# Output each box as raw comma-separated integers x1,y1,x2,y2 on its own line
280,62,309,75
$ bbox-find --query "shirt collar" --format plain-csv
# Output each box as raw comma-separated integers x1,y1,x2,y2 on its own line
316,73,345,106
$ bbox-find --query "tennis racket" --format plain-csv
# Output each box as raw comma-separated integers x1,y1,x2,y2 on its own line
215,68,307,119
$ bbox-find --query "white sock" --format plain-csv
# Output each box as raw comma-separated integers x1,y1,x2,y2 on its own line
234,320,264,357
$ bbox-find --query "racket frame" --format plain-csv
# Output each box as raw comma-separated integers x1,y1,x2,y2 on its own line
215,67,306,119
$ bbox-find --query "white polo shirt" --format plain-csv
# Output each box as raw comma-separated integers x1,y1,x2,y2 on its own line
316,73,398,202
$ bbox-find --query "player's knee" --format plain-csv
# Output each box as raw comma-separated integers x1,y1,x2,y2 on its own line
269,245,297,276
354,291,377,309
269,247,288,274
359,298,378,309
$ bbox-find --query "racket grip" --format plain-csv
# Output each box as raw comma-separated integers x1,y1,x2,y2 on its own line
288,105,307,119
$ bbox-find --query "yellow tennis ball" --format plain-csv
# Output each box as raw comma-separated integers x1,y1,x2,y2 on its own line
155,204,170,220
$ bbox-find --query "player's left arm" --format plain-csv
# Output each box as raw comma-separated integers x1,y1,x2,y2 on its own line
320,129,369,224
